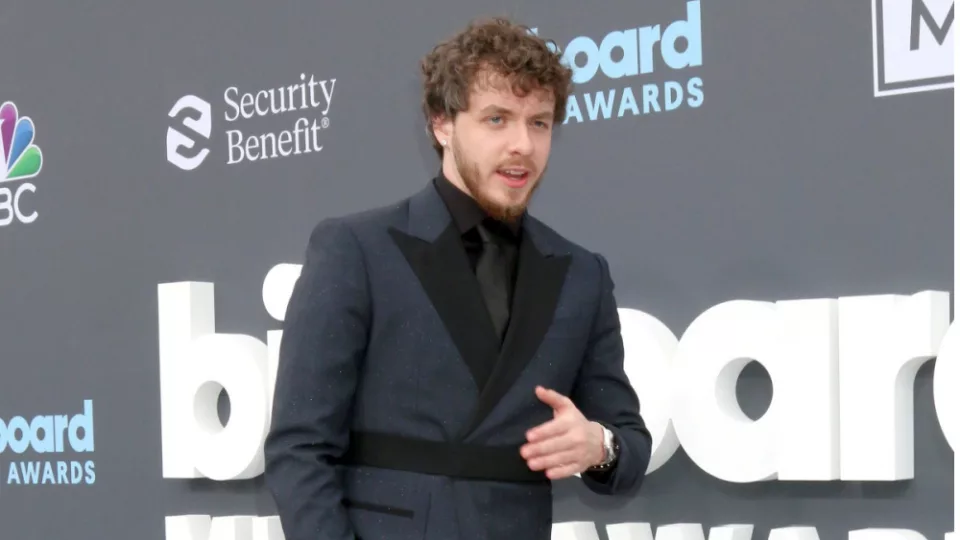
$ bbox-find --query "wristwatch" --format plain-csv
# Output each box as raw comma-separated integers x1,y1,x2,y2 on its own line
589,424,619,471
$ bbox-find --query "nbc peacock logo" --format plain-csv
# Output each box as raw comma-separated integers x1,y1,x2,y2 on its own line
0,100,41,227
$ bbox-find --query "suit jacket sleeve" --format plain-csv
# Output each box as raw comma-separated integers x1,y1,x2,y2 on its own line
572,252,652,495
264,218,370,540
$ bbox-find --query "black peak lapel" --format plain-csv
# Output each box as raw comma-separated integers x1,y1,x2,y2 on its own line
460,224,572,438
388,183,500,392
388,226,500,391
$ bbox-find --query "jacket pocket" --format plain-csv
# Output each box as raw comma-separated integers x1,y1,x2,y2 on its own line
341,465,430,539
343,498,415,519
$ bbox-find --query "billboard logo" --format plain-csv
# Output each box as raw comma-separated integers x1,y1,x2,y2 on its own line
532,0,703,124
167,95,212,171
156,268,960,539
872,0,954,96
0,101,41,227
0,400,96,487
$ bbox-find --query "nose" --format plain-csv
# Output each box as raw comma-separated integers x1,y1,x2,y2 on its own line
508,124,534,155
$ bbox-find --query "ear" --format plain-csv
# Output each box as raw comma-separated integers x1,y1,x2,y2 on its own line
431,113,454,147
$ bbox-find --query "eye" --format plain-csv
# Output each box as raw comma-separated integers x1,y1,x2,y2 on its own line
533,120,550,129
488,116,503,124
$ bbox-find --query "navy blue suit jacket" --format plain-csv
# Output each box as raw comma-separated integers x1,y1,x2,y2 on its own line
264,180,652,539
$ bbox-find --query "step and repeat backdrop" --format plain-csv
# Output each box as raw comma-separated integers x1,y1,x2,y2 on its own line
0,0,956,539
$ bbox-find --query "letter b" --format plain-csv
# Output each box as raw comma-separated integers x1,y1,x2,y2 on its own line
0,187,13,226
158,282,272,480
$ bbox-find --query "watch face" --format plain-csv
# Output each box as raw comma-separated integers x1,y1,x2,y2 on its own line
604,429,618,463
601,428,616,464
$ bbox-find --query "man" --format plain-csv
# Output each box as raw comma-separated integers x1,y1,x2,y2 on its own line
264,16,652,540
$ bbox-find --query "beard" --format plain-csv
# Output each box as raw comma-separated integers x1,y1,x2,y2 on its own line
451,135,544,224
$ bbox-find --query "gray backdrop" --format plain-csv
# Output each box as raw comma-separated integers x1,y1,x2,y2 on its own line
0,0,954,539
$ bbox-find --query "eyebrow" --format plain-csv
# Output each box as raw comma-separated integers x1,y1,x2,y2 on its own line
479,105,510,116
479,105,553,120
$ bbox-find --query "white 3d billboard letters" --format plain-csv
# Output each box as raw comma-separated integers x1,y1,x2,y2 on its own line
158,265,960,539
165,515,283,540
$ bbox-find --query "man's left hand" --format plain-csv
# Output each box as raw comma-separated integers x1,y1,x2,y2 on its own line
521,386,605,479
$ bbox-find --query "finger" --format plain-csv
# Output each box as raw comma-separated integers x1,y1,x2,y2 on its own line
521,433,576,460
525,417,570,442
526,449,580,472
546,462,584,480
535,386,573,411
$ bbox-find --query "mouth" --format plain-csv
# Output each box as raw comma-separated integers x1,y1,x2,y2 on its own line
496,167,530,188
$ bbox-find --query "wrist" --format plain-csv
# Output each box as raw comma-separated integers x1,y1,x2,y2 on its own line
593,422,607,465
589,422,617,470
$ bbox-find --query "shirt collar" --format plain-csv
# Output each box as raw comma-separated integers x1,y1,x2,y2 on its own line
432,173,522,238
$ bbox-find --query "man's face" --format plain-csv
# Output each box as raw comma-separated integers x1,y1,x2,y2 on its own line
434,71,556,222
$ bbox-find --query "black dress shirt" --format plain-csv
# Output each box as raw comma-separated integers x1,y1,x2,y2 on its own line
432,174,521,340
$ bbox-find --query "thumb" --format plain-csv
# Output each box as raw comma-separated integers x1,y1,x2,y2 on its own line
536,386,572,411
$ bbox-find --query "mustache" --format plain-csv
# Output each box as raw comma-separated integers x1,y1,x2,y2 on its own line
495,160,536,170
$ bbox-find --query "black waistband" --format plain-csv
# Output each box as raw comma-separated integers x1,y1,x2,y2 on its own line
338,431,548,484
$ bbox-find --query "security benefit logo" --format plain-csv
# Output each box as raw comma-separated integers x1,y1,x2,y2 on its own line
0,100,42,227
872,0,954,96
533,0,703,124
0,400,96,489
166,73,336,171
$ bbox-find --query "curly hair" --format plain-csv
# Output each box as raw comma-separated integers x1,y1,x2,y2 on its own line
420,17,573,157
